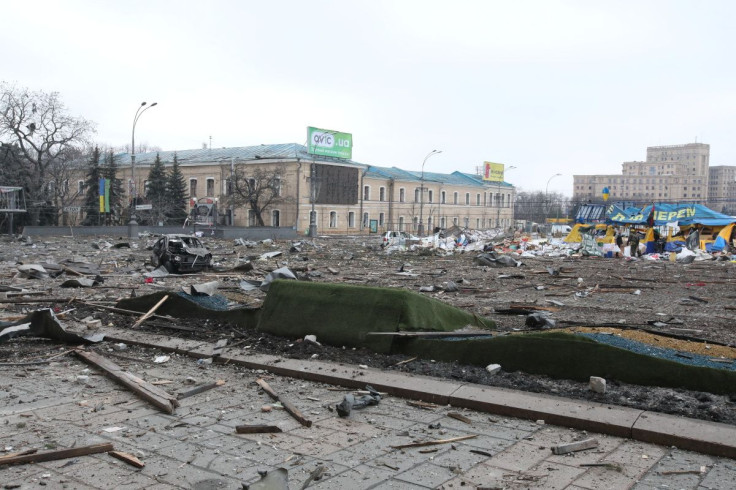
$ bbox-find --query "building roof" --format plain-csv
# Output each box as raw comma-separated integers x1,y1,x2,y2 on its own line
117,143,368,167
365,166,514,188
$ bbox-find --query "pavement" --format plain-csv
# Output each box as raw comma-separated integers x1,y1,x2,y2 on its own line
1,328,735,489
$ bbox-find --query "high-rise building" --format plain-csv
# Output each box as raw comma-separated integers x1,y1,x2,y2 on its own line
573,143,712,204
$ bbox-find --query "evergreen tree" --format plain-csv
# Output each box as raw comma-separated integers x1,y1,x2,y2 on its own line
165,153,188,223
81,146,102,225
102,149,124,224
146,153,168,224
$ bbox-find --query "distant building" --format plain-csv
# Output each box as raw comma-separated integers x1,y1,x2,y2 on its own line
573,143,722,206
68,143,516,234
708,165,736,214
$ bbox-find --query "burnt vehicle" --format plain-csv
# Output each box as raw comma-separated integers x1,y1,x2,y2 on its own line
151,234,213,273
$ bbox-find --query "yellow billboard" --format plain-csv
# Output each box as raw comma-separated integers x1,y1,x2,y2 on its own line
483,162,504,182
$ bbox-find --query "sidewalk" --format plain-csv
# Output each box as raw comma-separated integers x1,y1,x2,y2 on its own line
0,331,734,489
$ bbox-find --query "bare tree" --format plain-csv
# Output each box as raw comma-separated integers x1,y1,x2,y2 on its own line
0,84,95,224
46,146,86,225
227,164,290,226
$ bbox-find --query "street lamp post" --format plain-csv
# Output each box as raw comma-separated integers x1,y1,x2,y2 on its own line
545,173,562,233
495,165,517,228
129,101,158,235
418,149,442,236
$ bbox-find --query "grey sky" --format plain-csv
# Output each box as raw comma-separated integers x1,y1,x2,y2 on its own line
2,0,734,196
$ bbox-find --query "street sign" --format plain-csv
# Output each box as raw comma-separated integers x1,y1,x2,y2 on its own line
63,206,81,213
135,204,153,211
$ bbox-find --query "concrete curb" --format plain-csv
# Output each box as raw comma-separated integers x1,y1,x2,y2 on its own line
102,329,736,459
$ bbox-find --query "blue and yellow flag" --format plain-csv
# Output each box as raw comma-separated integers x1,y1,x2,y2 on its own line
98,178,106,213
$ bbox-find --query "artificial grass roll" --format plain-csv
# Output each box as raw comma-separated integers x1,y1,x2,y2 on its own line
256,280,494,351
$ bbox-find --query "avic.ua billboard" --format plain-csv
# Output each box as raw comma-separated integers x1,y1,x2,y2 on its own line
307,127,353,160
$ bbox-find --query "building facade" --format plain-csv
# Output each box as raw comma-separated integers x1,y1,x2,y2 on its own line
72,143,516,235
573,143,713,204
708,165,736,214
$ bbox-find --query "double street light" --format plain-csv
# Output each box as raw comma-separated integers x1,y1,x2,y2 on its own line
418,149,442,236
129,101,158,226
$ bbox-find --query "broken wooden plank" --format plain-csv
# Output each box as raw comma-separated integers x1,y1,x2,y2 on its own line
551,438,599,455
406,400,439,410
256,378,312,428
447,412,472,425
390,434,477,450
108,450,145,468
131,295,169,328
235,424,283,434
177,380,226,400
74,349,179,414
0,442,113,466
392,356,418,367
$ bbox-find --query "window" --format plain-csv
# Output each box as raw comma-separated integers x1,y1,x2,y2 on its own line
224,178,232,195
441,191,446,204
440,217,446,228
363,186,370,200
272,210,280,227
363,212,369,227
476,194,481,206
453,192,458,204
144,180,150,194
348,211,355,228
488,193,493,207
379,213,385,226
77,180,84,194
476,218,480,228
206,178,215,197
414,188,421,202
464,217,469,228
273,177,281,197
399,188,405,202
412,217,418,231
428,190,433,203
248,210,256,226
189,179,198,197
399,216,404,231
465,193,470,205
379,186,385,202
329,211,337,228
453,217,458,226
427,217,432,231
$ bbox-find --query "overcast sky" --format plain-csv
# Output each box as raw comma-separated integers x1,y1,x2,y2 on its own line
3,0,735,195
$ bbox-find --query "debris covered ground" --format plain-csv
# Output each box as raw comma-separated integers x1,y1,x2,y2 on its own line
1,231,735,428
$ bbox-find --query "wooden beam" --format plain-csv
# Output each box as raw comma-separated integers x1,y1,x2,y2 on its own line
108,450,145,468
256,378,312,428
131,295,169,329
74,349,179,414
0,443,113,466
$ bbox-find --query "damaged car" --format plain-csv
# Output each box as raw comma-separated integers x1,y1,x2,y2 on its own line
151,234,213,273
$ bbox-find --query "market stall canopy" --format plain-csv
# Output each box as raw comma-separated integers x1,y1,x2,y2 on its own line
607,203,735,227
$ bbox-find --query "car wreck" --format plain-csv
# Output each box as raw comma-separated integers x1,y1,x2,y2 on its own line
151,234,213,273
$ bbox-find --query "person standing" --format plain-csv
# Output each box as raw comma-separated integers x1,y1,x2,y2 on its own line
629,231,640,257
615,231,624,258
